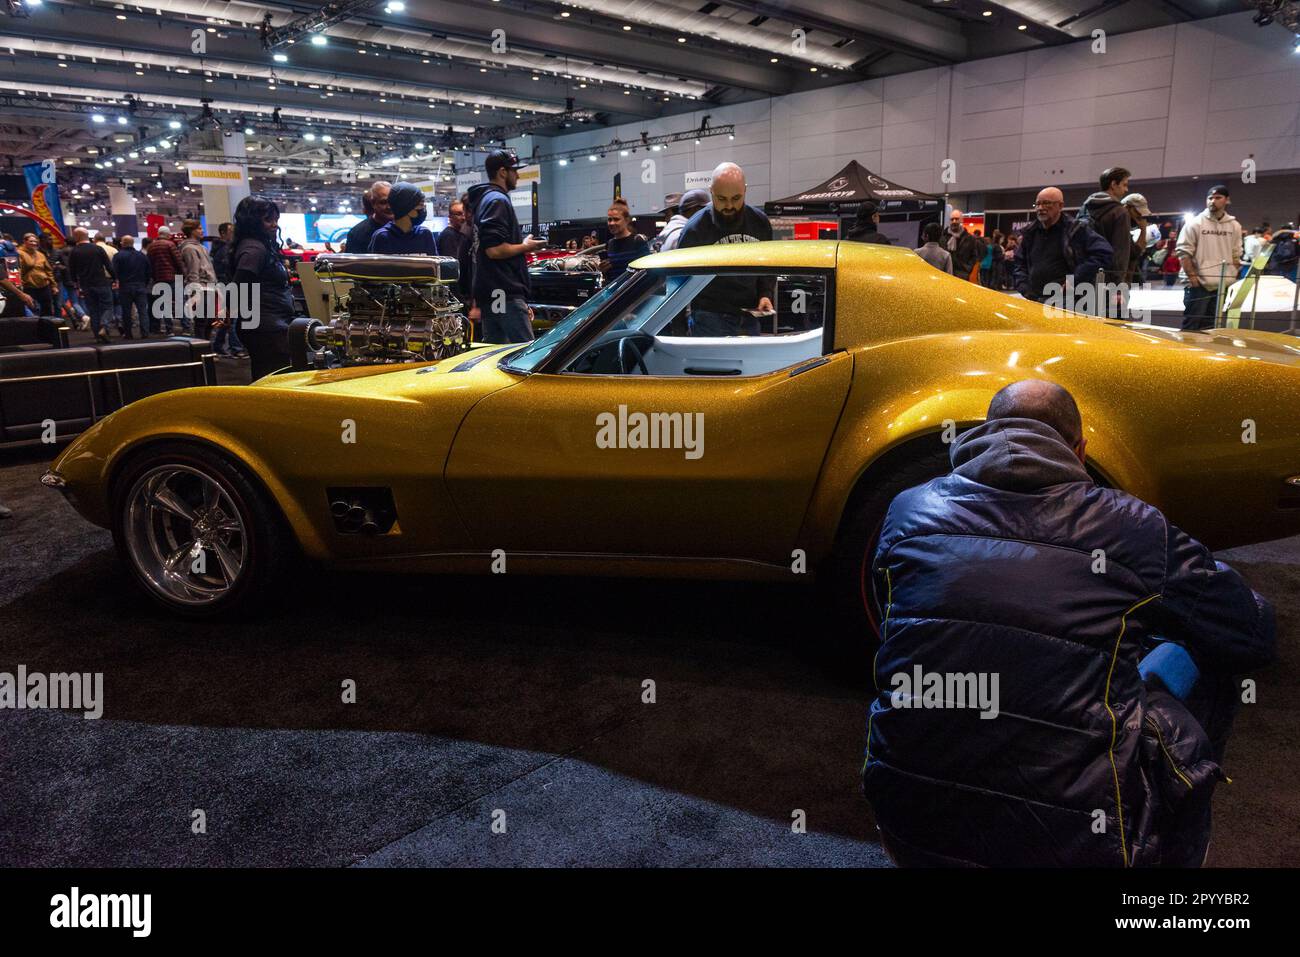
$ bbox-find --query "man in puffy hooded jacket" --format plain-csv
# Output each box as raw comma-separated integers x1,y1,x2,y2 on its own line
862,379,1274,867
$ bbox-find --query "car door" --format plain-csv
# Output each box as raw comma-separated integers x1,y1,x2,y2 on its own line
443,351,853,564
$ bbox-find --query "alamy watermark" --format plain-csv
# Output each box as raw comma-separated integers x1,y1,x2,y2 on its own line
150,278,261,329
0,665,103,719
1040,280,1149,322
595,404,704,460
889,665,1000,719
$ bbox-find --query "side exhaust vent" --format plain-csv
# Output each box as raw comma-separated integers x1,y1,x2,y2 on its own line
327,487,397,535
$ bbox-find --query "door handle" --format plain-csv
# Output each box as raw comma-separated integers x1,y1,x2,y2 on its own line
788,356,831,377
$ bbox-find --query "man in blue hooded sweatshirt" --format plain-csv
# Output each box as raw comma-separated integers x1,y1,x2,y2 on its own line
863,379,1274,867
468,150,544,343
367,182,439,256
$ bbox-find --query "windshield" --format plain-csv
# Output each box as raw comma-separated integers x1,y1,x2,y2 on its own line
502,271,636,373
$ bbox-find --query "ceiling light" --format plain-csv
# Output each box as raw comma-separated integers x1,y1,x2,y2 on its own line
311,34,327,46
274,53,288,62
92,114,105,124
622,24,631,30
770,57,778,63
558,158,568,166
982,9,992,15
1018,24,1027,30
321,134,332,142
385,1,405,11
245,125,255,134
588,154,597,161
116,116,128,124
620,149,629,156
304,132,316,140
560,10,569,16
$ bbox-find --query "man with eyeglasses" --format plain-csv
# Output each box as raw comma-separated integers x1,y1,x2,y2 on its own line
1011,187,1113,304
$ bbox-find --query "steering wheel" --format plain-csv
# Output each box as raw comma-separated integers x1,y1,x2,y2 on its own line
618,335,649,375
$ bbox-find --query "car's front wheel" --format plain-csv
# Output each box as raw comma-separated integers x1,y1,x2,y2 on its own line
111,442,294,617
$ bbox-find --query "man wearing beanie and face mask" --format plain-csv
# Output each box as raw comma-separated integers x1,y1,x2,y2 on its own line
1175,185,1242,331
368,182,439,255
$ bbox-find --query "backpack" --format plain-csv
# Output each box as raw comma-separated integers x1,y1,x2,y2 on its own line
1275,234,1298,265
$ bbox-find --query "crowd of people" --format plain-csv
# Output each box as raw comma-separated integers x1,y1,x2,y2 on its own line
898,168,1299,331
3,221,246,356
6,158,1299,368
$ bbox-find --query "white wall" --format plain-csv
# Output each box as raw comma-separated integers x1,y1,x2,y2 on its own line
539,12,1300,221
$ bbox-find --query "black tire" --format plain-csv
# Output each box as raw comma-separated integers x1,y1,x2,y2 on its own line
825,446,952,643
110,441,296,618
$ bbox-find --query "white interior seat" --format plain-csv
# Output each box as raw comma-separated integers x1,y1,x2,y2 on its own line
642,327,824,377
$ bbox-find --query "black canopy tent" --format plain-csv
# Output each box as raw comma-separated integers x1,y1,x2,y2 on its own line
765,160,941,245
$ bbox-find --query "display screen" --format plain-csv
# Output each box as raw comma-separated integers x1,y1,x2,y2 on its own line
308,213,364,244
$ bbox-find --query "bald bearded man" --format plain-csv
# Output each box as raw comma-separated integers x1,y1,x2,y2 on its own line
677,162,775,336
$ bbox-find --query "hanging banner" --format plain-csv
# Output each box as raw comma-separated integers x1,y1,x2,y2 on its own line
455,171,485,195
186,162,248,186
684,170,712,192
0,201,67,244
23,160,67,247
613,172,622,201
517,164,541,186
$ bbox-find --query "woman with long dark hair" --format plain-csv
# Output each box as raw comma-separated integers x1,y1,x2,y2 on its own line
231,195,297,378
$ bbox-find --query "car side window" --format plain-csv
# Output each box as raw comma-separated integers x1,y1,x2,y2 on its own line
563,271,829,378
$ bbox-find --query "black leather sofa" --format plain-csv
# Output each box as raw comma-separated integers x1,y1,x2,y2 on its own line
0,337,216,448
0,316,70,353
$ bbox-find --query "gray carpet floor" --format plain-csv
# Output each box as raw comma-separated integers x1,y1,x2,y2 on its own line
1,439,1297,867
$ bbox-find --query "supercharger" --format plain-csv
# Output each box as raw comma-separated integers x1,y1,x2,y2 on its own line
288,254,470,370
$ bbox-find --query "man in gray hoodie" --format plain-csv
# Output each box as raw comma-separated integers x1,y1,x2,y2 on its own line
1176,185,1243,331
656,189,710,252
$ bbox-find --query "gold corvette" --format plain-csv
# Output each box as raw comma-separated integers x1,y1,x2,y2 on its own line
42,240,1300,619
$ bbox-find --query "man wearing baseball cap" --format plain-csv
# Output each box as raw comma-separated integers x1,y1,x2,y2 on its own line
656,188,710,252
1175,185,1242,331
467,149,544,343
1121,192,1158,285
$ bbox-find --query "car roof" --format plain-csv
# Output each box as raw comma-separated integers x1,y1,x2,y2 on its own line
629,238,932,275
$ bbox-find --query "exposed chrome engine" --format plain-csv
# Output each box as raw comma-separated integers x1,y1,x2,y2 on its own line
288,254,469,370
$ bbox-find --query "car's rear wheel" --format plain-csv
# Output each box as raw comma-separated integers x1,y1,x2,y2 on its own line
827,446,952,644
111,442,294,618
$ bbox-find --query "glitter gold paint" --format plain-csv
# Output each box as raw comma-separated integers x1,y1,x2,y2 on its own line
49,242,1300,579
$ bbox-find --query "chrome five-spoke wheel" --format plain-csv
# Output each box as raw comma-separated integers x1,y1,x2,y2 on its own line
123,465,248,607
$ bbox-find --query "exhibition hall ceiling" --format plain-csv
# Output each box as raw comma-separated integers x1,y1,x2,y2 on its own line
0,0,1254,185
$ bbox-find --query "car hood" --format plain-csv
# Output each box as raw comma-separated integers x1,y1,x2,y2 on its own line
251,342,527,398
